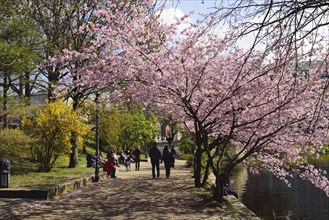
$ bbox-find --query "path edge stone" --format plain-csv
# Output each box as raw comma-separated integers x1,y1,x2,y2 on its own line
0,172,108,200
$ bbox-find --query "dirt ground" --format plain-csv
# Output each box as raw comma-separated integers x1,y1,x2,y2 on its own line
0,159,251,220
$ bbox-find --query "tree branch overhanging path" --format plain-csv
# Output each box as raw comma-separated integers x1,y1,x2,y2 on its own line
44,0,329,202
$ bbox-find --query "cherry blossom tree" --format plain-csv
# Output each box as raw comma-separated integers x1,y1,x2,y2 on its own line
130,18,329,201
46,1,329,202
45,0,165,94
43,0,164,167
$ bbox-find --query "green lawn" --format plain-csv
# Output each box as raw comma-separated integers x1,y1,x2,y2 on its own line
6,146,149,189
8,147,97,189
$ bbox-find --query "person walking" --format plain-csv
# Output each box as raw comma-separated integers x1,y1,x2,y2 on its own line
148,142,162,179
170,145,177,168
132,146,141,171
162,145,175,179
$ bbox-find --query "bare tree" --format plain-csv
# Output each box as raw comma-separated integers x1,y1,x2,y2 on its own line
210,1,329,59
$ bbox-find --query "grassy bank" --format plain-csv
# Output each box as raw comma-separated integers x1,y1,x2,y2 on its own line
7,147,149,189
7,148,96,189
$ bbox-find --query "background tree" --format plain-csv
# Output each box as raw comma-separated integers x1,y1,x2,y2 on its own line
43,0,164,167
99,108,123,151
118,109,157,152
99,107,157,153
0,0,41,128
25,0,107,168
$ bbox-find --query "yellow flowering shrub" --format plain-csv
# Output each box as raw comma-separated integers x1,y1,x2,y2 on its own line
22,100,91,171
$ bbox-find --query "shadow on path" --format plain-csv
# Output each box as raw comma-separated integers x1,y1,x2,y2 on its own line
0,160,242,220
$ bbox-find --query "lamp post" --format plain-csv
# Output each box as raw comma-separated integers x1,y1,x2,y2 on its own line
94,92,100,182
0,160,10,188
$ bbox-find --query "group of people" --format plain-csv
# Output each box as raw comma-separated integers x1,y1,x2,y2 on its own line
102,147,141,178
90,143,239,198
102,143,176,179
102,143,177,179
149,142,176,179
118,147,141,171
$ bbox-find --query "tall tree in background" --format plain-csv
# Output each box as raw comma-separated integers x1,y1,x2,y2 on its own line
26,0,99,99
99,107,157,152
28,0,110,167
44,0,163,167
0,0,40,128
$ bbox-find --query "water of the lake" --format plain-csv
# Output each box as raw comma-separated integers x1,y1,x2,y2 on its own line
230,163,329,220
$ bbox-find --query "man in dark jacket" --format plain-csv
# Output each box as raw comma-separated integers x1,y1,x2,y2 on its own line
148,142,162,179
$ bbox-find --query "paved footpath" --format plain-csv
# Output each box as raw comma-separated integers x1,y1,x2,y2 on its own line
0,160,253,220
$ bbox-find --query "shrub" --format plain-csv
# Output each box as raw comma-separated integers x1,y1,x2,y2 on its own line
179,153,194,167
22,100,90,172
0,129,35,160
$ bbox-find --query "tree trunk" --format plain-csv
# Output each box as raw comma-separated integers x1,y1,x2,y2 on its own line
68,94,80,168
194,147,203,187
68,147,78,168
213,172,225,203
18,75,23,97
68,131,79,168
201,159,210,187
47,67,59,101
24,72,31,98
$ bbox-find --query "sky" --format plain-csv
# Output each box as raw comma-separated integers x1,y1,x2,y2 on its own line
159,0,219,23
157,0,254,49
158,0,329,52
165,0,219,15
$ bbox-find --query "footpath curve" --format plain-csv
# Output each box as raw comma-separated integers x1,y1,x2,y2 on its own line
0,159,260,220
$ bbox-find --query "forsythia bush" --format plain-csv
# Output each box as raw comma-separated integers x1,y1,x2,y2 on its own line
23,100,91,172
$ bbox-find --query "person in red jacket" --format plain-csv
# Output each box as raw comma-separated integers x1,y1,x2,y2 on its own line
103,157,117,178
